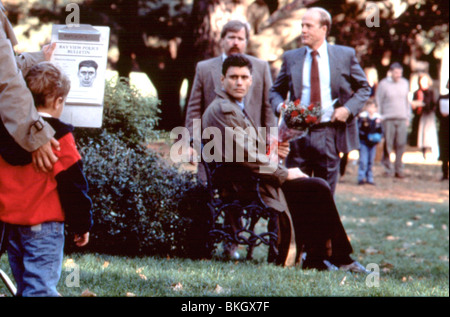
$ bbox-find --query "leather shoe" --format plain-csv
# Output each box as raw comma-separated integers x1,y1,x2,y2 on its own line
339,261,370,274
223,242,240,260
303,259,338,271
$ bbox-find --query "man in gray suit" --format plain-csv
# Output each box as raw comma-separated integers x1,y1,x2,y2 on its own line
270,7,371,195
185,20,280,165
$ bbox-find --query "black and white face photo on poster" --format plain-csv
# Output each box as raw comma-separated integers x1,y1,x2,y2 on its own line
77,60,98,88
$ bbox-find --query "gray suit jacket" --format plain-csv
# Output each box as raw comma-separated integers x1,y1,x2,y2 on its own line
185,54,276,136
270,44,371,153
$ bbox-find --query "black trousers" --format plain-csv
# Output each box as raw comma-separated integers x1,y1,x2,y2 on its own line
286,126,341,195
281,177,353,265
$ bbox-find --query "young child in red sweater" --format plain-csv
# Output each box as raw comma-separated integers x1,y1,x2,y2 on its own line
0,62,92,296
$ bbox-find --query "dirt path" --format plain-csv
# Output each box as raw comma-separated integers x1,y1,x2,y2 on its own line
336,147,448,203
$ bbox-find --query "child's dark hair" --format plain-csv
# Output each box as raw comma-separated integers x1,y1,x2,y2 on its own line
25,62,71,108
222,54,253,76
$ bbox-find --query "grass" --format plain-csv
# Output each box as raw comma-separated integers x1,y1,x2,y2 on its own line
1,192,447,297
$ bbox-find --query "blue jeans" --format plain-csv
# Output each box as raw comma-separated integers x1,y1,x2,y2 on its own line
7,222,64,297
358,143,377,183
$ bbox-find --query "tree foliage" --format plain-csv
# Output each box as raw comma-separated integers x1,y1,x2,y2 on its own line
4,0,449,129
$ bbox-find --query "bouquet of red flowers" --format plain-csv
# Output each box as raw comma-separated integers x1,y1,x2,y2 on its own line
266,99,321,162
277,99,322,142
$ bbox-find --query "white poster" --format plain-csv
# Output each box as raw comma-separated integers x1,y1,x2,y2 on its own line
440,98,449,116
50,24,110,127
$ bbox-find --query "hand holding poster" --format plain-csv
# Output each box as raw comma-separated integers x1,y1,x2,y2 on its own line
50,24,110,127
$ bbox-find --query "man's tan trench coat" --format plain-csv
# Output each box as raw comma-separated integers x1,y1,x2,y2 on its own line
202,89,299,266
1,3,54,152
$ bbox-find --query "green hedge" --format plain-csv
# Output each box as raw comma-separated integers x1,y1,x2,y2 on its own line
67,78,201,256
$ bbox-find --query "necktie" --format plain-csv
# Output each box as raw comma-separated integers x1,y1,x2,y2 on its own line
310,50,321,104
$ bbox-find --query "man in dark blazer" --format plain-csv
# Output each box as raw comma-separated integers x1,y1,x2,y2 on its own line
270,7,371,194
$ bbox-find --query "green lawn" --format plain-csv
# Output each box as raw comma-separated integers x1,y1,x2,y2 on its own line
1,193,447,297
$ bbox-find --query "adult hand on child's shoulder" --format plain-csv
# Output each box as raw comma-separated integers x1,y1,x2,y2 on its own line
32,138,60,173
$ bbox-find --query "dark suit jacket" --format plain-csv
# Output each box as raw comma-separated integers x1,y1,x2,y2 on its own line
185,54,277,136
270,44,371,153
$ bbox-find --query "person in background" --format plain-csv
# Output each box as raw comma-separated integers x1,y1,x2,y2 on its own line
412,73,438,160
357,99,383,185
437,80,449,181
376,62,411,178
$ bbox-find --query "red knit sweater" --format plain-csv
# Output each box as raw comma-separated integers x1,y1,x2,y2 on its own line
0,130,81,226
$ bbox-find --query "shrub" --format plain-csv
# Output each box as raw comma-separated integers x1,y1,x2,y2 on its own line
71,131,196,256
67,78,200,256
75,78,161,146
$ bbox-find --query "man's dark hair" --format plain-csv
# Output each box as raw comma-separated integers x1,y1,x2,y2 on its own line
222,54,253,76
78,60,98,70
